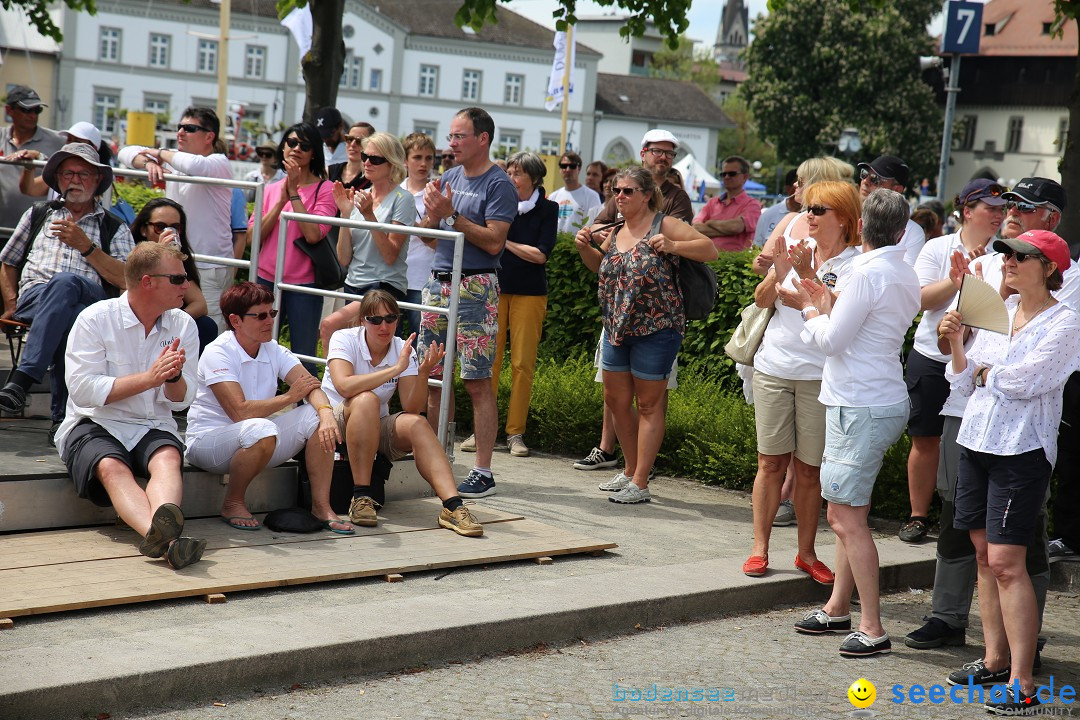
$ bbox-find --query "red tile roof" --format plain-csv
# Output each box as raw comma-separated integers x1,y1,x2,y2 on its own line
962,0,1077,56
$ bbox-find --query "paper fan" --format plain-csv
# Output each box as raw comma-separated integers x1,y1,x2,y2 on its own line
957,273,1009,334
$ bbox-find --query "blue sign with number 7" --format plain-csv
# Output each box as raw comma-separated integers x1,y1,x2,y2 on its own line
942,0,983,54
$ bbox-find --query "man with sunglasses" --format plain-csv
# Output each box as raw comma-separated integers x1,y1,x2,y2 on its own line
549,151,601,234
692,155,761,251
856,155,925,266
119,107,233,331
1,85,64,246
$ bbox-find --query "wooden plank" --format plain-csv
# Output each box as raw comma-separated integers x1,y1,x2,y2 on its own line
534,556,553,565
0,499,524,571
0,519,616,618
0,618,12,630
204,593,227,604
384,574,403,583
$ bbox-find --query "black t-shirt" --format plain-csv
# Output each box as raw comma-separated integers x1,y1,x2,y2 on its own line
327,163,371,191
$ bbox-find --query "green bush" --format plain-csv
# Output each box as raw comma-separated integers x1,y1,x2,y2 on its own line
113,181,163,215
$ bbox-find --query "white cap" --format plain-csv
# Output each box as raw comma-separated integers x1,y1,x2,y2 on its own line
640,129,679,149
64,122,102,149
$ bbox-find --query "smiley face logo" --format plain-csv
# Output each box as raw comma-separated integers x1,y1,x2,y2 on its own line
848,678,876,709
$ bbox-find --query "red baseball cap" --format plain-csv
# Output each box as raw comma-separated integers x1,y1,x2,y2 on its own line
993,230,1071,273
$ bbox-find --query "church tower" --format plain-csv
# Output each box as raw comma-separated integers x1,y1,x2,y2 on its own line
715,0,749,69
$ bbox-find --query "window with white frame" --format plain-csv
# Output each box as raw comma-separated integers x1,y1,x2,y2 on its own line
540,134,560,156
414,123,438,137
244,45,266,79
144,95,170,119
462,69,481,102
498,132,520,158
370,68,383,92
198,39,218,74
340,50,362,89
419,65,439,97
504,74,524,106
99,27,121,62
1006,116,1023,153
149,34,170,69
94,91,121,135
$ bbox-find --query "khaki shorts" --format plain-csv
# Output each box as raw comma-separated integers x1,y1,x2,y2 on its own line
752,371,826,466
332,404,410,461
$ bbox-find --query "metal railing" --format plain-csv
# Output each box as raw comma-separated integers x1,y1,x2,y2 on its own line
274,210,466,447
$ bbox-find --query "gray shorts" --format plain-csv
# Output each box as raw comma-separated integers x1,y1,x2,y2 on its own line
820,401,908,507
62,420,184,508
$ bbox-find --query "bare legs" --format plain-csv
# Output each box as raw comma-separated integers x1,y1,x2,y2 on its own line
603,370,667,488
907,435,940,519
822,503,884,637
97,446,184,537
220,435,275,528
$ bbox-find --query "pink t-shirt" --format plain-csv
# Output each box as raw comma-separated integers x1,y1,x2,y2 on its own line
253,179,337,285
693,191,762,252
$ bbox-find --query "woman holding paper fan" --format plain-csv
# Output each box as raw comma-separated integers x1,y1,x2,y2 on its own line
938,229,1080,713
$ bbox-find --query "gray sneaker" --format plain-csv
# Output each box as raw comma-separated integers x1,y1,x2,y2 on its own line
773,499,795,526
609,483,651,504
598,471,632,492
507,434,529,457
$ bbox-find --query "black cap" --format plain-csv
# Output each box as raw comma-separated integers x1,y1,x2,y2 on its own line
314,107,343,138
5,85,46,110
857,155,910,188
1002,177,1067,211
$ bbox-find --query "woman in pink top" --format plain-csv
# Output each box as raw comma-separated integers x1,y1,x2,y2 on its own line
249,122,336,369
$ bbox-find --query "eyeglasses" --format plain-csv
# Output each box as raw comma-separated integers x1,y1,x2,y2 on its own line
720,171,743,178
146,221,182,233
1001,249,1043,264
361,152,388,165
859,168,893,186
1006,200,1045,214
612,187,641,197
176,123,210,134
446,133,474,143
241,309,280,320
364,313,400,325
644,147,677,160
806,206,833,216
285,137,312,152
148,273,189,285
256,150,275,159
960,184,1005,205
58,170,95,182
344,136,366,146
14,106,44,115
559,163,580,170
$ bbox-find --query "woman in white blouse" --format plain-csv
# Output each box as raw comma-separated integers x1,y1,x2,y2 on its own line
938,229,1080,713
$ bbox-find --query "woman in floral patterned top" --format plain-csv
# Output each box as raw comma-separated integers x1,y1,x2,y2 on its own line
574,166,716,504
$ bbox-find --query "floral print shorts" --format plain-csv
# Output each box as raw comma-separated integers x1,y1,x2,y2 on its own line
420,272,499,380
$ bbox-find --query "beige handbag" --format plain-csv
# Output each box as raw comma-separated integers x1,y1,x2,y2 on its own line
724,302,775,366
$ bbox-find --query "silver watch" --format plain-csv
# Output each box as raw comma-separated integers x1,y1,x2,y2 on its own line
447,211,460,227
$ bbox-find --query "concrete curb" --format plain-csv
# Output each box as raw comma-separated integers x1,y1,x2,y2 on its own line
0,544,934,720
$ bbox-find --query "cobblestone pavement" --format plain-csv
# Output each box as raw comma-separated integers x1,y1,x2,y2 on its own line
128,590,1079,720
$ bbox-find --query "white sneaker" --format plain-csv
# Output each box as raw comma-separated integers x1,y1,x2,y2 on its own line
460,434,476,452
609,483,651,504
598,472,632,492
507,434,530,457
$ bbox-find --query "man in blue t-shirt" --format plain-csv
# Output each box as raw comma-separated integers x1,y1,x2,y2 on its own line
419,107,518,499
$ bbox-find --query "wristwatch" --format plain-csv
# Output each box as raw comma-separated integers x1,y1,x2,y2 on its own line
974,366,987,387
447,211,460,227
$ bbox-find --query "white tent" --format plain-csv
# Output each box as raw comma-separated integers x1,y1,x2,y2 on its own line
675,154,721,200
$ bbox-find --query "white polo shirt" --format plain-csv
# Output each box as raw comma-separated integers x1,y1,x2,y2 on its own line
185,332,302,441
322,327,417,417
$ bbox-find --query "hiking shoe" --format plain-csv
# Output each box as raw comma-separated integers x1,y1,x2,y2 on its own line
1049,538,1077,558
839,631,892,657
905,616,966,649
166,536,206,570
946,659,1010,687
507,434,530,457
438,505,484,537
794,608,851,635
598,471,632,492
773,499,795,526
985,686,1042,716
609,483,651,504
0,383,27,414
899,517,930,543
457,469,496,498
348,495,380,526
574,446,618,470
139,502,184,559
460,434,477,452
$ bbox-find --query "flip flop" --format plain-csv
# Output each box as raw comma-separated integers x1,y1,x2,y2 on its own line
321,519,356,535
221,515,261,531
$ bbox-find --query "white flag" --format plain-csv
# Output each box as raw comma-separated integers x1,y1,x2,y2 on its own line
281,5,313,58
545,30,576,112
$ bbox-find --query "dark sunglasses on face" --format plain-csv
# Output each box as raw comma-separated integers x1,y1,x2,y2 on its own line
441,154,454,160
242,309,280,320
285,137,312,152
177,123,210,134
147,221,182,233
806,205,833,216
148,273,189,285
961,184,1005,205
1006,200,1044,214
859,168,892,186
720,171,742,178
344,136,365,146
360,152,388,165
559,163,580,170
256,150,275,159
613,187,640,196
15,106,44,115
1001,249,1043,264
365,313,400,325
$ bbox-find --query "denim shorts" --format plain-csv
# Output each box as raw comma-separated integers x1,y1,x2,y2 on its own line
820,401,909,507
419,272,499,380
601,327,683,381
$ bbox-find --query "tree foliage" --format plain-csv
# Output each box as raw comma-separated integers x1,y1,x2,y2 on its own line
742,0,942,184
3,0,95,42
649,36,721,91
714,93,777,175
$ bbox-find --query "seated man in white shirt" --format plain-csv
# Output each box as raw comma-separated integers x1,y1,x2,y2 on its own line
55,242,205,570
322,289,483,537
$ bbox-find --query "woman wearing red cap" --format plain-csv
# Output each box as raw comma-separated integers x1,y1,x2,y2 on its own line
938,229,1080,714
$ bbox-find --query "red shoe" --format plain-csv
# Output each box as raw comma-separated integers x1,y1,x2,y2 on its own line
742,554,768,577
795,555,834,585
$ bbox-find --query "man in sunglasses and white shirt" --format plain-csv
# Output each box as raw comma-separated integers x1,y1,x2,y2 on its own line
119,106,233,331
856,155,925,267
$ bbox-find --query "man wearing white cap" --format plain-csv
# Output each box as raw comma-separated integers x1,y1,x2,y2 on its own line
0,85,64,246
592,129,693,225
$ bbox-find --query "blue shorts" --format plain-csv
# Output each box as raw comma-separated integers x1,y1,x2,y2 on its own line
601,328,683,381
820,401,909,507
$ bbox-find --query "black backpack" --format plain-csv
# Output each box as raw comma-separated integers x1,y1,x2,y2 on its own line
18,201,128,298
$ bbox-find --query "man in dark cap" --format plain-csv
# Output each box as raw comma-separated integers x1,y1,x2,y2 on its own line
857,155,925,266
0,143,135,435
315,107,346,165
1,86,64,246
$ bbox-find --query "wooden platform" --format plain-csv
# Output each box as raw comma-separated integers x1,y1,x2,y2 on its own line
0,498,617,620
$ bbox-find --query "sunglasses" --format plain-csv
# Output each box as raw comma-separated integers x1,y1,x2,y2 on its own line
720,171,742,178
441,154,454,160
365,313,400,325
148,273,189,285
146,221,182,233
1006,200,1045,214
1001,249,1043,264
360,152,388,165
14,106,44,115
343,136,366,146
960,184,1005,205
241,309,280,320
612,187,641,196
255,150,275,159
176,123,210,134
559,163,580,170
859,168,893,186
806,206,833,216
285,137,312,152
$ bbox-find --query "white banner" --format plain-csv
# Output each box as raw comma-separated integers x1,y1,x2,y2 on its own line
544,30,576,112
280,5,313,58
